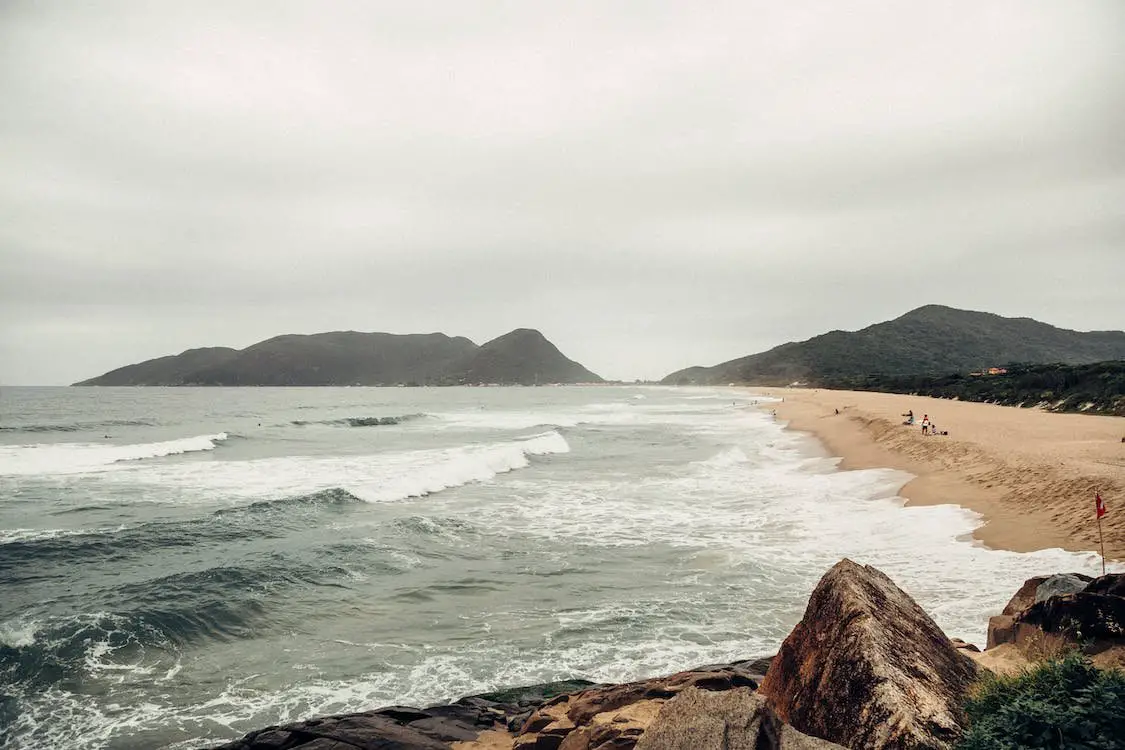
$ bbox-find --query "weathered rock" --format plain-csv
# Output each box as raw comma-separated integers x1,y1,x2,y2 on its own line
759,559,979,750
634,687,845,750
559,663,760,726
1084,572,1125,598
988,573,1125,664
513,661,767,750
211,658,778,750
988,573,1096,650
1019,590,1125,642
1034,573,1091,603
1000,575,1051,615
948,638,980,653
985,614,1016,650
209,713,451,749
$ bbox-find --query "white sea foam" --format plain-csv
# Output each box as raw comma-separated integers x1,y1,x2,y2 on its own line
0,525,127,545
0,617,41,648
0,527,81,544
426,414,1117,647
5,386,1120,750
434,410,583,430
0,433,229,476
101,430,571,505
433,395,729,431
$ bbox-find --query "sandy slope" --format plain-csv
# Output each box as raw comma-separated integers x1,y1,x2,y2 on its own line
751,388,1125,559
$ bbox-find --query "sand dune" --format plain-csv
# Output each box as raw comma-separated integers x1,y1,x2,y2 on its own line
753,388,1125,559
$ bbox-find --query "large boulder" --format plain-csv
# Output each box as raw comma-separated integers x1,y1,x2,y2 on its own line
987,572,1096,649
634,686,845,750
513,662,765,750
758,559,979,750
1034,573,1093,603
1020,585,1125,641
986,573,1124,665
209,693,528,749
209,711,452,750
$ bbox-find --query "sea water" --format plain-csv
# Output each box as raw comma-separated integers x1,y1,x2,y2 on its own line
0,386,1110,749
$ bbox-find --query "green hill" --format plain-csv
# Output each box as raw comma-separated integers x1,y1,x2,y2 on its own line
825,361,1125,416
662,305,1125,385
74,329,602,386
454,329,602,386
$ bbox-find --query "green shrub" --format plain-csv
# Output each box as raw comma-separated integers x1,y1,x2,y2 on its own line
957,653,1125,749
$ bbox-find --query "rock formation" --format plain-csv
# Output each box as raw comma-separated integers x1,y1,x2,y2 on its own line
758,559,979,750
207,563,1125,750
985,572,1125,668
635,687,844,750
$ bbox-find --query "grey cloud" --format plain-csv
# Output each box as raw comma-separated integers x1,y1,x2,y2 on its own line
2,1,1123,384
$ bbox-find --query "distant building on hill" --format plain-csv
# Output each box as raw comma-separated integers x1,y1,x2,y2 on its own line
970,367,1008,377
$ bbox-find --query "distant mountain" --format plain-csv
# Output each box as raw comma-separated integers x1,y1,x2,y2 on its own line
75,329,602,386
455,329,602,386
76,347,241,387
662,305,1125,385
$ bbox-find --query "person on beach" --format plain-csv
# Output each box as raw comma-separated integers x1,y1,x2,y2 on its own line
921,414,930,435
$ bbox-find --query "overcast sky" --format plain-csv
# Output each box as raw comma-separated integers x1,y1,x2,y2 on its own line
2,1,1123,384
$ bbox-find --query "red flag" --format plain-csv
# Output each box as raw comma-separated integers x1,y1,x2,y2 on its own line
1096,492,1107,520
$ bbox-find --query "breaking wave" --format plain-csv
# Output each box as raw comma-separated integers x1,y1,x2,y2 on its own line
0,433,229,476
105,431,572,506
290,414,428,427
0,418,157,434
0,489,364,574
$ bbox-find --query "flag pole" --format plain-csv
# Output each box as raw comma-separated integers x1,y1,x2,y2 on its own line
1098,516,1106,577
1097,488,1106,577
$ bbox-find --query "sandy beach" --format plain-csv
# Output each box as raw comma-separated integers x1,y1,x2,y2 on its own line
752,388,1125,559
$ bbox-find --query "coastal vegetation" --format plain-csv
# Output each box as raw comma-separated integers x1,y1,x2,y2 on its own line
818,361,1125,416
957,653,1125,749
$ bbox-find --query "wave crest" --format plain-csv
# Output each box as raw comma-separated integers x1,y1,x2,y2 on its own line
0,433,229,476
0,418,157,434
290,414,428,428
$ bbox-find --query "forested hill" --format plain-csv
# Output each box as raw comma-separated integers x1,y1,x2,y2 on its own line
74,329,603,386
819,361,1125,416
662,305,1125,385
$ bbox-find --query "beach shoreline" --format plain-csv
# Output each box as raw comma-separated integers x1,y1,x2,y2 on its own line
750,387,1125,560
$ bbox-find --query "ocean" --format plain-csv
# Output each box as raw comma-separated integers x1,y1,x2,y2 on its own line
0,385,1109,749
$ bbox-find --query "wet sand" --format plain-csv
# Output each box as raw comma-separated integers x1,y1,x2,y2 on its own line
752,388,1125,559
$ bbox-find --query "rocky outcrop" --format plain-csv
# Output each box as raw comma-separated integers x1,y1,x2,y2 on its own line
512,661,768,750
207,662,777,750
758,559,979,750
1033,573,1091,603
985,573,1124,667
634,687,845,750
997,573,1125,668
216,562,1125,750
210,705,481,749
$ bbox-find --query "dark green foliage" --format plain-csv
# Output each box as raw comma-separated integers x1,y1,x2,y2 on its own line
957,653,1125,750
820,361,1125,416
